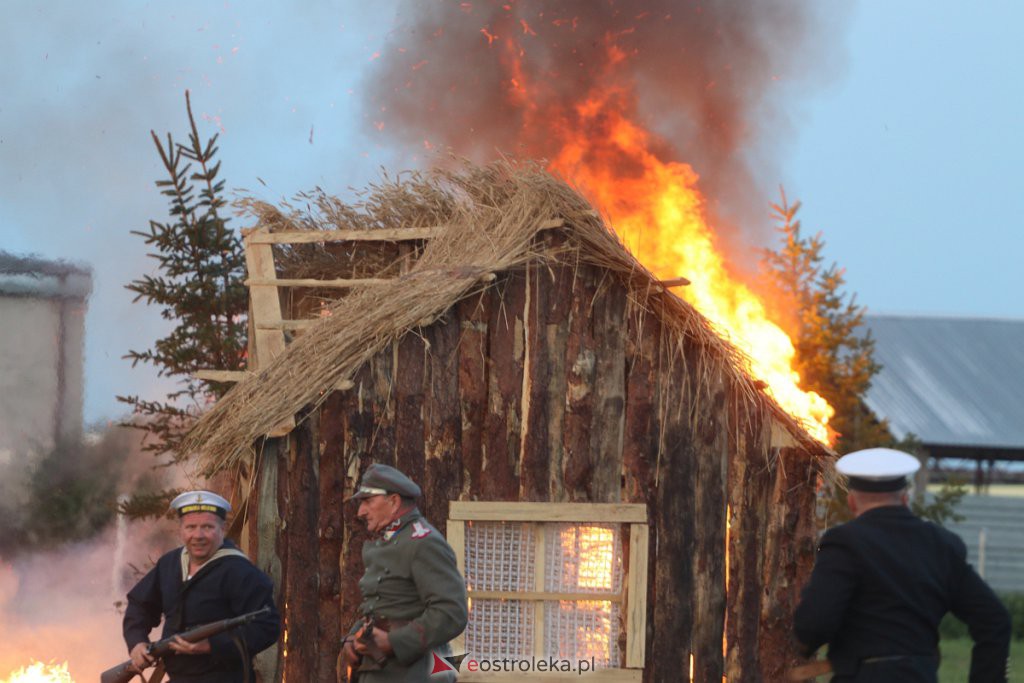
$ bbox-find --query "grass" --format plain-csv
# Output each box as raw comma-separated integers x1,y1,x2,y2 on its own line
939,637,1023,682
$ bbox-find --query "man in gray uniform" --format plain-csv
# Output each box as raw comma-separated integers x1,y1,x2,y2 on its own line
340,464,468,682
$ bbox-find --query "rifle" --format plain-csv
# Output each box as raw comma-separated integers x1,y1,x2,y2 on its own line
100,606,271,683
785,658,832,680
345,614,389,683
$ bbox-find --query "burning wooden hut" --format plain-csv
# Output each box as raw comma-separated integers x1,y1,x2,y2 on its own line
184,162,831,682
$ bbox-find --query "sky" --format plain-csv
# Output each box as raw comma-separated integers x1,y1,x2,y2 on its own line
2,1,1021,425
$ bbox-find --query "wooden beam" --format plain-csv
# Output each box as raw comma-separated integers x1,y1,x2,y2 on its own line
447,520,467,659
244,218,567,245
255,319,319,331
246,227,442,244
245,277,396,288
195,369,252,382
625,523,649,668
468,590,624,603
243,228,294,434
449,501,647,523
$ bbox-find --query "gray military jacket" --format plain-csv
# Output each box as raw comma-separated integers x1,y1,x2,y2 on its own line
350,508,468,680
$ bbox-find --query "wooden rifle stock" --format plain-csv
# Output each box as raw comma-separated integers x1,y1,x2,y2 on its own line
785,658,833,680
99,606,271,683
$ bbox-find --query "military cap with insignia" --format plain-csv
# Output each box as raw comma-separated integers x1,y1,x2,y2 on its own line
835,447,921,492
170,490,232,519
347,463,422,501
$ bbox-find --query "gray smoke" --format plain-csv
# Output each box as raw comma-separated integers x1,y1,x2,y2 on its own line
364,0,848,246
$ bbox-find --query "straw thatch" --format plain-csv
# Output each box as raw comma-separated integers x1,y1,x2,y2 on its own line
182,160,828,475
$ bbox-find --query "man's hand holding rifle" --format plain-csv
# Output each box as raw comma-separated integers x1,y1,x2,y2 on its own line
102,607,270,683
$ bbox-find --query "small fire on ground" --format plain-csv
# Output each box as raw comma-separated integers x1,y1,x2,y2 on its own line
0,662,73,683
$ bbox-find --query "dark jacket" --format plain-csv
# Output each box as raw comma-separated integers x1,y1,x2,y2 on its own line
794,505,1010,682
123,540,281,683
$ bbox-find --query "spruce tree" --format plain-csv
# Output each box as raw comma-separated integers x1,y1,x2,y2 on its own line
761,190,965,526
118,91,248,470
761,189,887,454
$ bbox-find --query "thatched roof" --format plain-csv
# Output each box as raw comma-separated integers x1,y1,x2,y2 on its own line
183,161,830,475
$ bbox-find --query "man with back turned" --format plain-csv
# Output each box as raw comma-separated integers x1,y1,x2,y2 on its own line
794,448,1010,681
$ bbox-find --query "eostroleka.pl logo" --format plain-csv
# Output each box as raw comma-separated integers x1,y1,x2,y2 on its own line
458,656,597,675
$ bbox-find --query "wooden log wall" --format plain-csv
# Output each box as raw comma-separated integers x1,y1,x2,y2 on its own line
242,237,822,682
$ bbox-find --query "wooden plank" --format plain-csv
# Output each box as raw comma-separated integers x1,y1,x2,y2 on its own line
588,276,628,501
482,273,525,500
457,669,641,682
252,438,282,683
533,523,546,659
337,364,376,641
255,319,319,331
195,369,252,382
245,277,395,288
724,400,771,681
245,219,566,245
562,263,599,501
243,229,289,369
450,501,647,523
247,227,443,244
282,412,320,682
394,332,427,496
622,310,658,504
468,590,623,603
243,228,294,433
689,359,728,682
447,520,467,657
542,252,574,501
650,351,696,683
456,290,490,497
422,311,464,533
625,523,649,668
519,260,552,502
318,392,346,680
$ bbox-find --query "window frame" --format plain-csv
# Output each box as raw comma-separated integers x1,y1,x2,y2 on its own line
448,502,649,682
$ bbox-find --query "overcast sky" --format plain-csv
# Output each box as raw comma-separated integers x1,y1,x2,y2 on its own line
2,1,1020,424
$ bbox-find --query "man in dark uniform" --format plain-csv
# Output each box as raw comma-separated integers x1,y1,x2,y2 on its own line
340,464,468,682
794,448,1011,682
123,490,281,682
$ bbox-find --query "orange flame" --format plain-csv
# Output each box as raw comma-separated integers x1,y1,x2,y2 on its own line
0,662,73,683
507,40,833,442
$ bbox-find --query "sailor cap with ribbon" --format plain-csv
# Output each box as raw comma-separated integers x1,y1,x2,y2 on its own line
835,448,921,493
347,463,422,501
170,490,232,519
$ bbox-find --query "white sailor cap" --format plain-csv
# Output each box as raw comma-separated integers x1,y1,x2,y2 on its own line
169,490,231,519
835,448,921,492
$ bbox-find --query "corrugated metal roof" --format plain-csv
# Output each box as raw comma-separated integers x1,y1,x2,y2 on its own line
865,315,1024,450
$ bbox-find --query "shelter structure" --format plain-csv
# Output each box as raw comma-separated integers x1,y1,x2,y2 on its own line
185,163,831,682
865,314,1024,489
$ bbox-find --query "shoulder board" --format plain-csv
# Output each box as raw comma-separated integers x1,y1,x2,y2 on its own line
410,521,432,539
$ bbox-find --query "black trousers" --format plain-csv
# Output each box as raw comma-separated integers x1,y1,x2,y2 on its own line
831,655,938,683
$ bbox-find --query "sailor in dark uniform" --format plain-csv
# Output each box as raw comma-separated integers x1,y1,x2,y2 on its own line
339,464,468,683
123,490,281,683
794,448,1011,682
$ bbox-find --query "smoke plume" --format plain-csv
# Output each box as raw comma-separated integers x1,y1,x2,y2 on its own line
364,0,845,244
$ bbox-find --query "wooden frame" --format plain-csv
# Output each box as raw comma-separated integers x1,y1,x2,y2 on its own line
448,502,648,682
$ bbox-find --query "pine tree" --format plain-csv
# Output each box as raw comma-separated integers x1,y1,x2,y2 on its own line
117,91,248,469
761,189,887,454
761,190,965,526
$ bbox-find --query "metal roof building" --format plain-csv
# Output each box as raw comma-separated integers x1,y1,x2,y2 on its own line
864,314,1024,462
